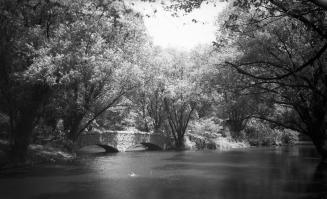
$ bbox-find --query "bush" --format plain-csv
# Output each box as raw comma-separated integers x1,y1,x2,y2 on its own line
188,117,224,138
244,119,299,146
281,129,299,144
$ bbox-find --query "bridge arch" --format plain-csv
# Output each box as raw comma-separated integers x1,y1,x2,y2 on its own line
79,144,119,153
125,142,162,152
96,144,119,153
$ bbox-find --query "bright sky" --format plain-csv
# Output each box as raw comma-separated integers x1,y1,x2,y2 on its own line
130,1,227,51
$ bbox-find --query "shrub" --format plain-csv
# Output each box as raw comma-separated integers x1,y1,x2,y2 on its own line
188,117,224,138
244,119,299,146
281,129,299,144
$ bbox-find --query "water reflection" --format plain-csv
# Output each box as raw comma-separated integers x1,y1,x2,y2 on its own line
0,146,326,199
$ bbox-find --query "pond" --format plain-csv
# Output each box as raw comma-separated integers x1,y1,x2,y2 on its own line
0,145,326,199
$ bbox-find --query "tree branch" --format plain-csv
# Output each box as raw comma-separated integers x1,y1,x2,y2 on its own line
77,90,126,137
226,42,327,80
269,0,327,39
307,0,327,11
252,115,305,134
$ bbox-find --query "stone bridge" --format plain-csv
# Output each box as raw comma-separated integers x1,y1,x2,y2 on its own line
77,130,172,152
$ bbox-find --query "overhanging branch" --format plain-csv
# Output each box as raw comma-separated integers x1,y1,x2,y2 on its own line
76,90,127,137
252,115,306,134
308,0,327,11
225,42,327,81
269,0,327,39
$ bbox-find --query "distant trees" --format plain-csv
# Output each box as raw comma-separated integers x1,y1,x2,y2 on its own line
163,87,197,148
127,47,166,132
189,45,265,139
161,51,198,148
131,48,201,148
211,65,269,139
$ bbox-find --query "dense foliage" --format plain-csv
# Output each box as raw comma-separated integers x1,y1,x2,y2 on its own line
217,0,327,158
0,0,149,160
1,0,326,161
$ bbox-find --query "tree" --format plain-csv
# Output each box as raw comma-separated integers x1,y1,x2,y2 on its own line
130,71,166,132
188,44,266,138
30,0,148,143
163,90,197,149
216,0,327,158
211,65,271,138
0,0,150,160
130,47,201,148
0,0,67,160
159,49,200,148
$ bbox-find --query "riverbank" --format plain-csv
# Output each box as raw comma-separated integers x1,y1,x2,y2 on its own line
0,129,299,169
0,140,75,169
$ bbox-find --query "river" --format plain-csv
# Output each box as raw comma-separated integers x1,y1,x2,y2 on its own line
0,145,326,199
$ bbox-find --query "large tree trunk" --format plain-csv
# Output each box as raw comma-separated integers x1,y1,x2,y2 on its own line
312,139,327,160
65,113,84,143
226,119,246,139
310,129,327,160
10,111,36,162
175,134,185,150
309,98,327,160
165,120,185,149
9,84,50,162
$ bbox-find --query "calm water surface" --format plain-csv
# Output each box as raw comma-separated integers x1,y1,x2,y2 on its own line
0,146,326,199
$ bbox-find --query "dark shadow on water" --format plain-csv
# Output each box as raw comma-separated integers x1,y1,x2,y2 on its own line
304,161,327,199
0,152,122,178
78,151,119,158
0,165,93,179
